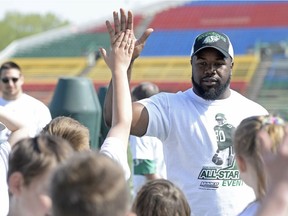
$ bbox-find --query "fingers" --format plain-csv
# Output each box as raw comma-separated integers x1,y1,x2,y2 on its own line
112,32,123,46
127,10,133,30
112,30,134,55
128,38,135,55
106,20,115,44
114,32,125,48
99,48,106,57
99,48,107,64
120,30,130,48
137,28,154,45
120,8,127,31
113,11,120,34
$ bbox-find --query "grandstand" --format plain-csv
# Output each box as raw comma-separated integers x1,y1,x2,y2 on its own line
0,0,288,119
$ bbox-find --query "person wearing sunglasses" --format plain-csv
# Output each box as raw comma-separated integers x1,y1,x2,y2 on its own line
0,61,52,141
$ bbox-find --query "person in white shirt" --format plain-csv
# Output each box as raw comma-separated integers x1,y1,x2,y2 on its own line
129,82,166,196
0,61,51,141
234,115,286,216
104,9,269,216
50,27,136,216
0,107,29,216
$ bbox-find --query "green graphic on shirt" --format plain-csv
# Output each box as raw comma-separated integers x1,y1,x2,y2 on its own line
212,113,236,167
133,159,156,175
198,161,244,189
196,114,242,190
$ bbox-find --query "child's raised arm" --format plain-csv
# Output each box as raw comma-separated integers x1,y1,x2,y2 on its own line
99,27,135,180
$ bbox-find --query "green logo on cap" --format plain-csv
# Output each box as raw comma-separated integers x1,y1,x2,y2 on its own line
197,32,227,43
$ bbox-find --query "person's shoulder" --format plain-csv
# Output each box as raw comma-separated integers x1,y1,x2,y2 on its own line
230,90,268,114
0,97,7,105
0,141,11,155
22,94,48,106
157,88,192,99
237,200,260,216
230,90,262,105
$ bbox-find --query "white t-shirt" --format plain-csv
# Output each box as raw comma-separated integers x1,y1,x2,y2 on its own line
238,200,260,216
0,141,11,216
100,137,130,181
130,135,166,196
0,94,52,141
139,88,268,216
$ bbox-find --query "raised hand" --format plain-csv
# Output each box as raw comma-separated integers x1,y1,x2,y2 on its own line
99,29,135,73
106,8,153,61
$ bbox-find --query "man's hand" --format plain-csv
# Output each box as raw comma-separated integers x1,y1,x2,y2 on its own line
106,8,153,62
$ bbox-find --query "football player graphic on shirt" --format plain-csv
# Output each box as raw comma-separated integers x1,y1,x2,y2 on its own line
212,113,236,167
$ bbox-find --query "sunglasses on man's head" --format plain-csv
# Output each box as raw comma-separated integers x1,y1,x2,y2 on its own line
1,77,19,84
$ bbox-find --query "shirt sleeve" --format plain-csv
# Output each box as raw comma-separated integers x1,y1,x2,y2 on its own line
100,137,131,180
137,93,170,141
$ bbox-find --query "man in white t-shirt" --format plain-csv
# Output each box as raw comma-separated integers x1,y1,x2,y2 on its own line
103,10,269,216
129,82,166,196
0,61,51,141
0,108,29,216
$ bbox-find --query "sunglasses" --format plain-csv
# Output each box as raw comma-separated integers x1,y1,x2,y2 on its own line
1,77,19,84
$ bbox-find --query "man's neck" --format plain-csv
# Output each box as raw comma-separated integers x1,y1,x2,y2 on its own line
3,92,23,101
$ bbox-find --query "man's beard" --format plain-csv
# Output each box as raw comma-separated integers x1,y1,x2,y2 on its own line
192,75,231,100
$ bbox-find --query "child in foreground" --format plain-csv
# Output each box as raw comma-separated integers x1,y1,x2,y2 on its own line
234,114,286,215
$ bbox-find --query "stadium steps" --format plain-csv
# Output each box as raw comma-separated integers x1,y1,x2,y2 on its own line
86,54,258,93
256,89,288,119
149,2,288,29
10,57,88,84
255,55,288,119
245,60,271,100
12,33,110,58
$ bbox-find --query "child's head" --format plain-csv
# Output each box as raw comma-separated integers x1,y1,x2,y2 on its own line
7,134,74,216
132,179,191,216
234,115,286,200
51,151,130,216
42,116,90,151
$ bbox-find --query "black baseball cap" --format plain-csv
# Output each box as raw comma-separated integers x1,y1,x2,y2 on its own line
191,31,234,60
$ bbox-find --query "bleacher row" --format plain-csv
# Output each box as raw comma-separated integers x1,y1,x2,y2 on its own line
12,54,258,95
1,0,288,119
256,55,288,119
11,2,288,58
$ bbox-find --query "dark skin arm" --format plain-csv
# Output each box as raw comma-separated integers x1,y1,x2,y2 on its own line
103,8,153,136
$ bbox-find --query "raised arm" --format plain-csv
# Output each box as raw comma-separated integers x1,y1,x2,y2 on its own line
100,29,134,143
103,8,153,136
0,107,29,146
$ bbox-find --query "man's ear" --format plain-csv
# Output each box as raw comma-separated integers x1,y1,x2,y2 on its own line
236,155,247,172
8,172,24,196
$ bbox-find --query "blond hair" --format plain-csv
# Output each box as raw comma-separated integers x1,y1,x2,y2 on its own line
51,151,130,216
42,116,90,151
132,179,191,216
234,115,286,200
8,135,74,186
